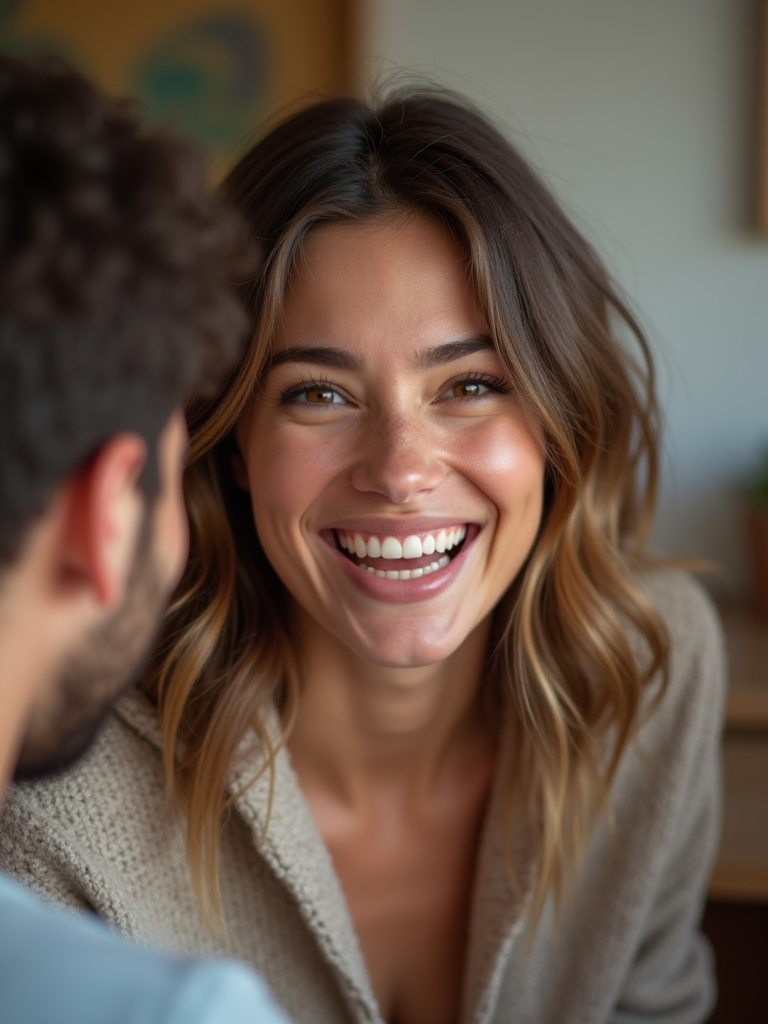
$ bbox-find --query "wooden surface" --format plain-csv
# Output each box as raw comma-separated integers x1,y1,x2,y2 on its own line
710,734,768,901
719,600,768,730
709,600,768,902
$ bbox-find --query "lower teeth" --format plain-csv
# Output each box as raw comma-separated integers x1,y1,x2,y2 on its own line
361,555,450,579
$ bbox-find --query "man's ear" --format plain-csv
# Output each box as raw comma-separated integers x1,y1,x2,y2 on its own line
60,434,148,608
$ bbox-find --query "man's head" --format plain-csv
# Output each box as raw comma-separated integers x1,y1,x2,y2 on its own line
0,53,253,782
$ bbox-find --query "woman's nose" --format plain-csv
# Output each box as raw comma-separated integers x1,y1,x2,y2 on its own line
350,414,447,504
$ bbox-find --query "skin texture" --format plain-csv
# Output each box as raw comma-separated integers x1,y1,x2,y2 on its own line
0,412,188,789
235,213,546,1024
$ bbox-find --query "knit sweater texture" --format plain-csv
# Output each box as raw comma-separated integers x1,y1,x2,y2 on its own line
0,569,725,1024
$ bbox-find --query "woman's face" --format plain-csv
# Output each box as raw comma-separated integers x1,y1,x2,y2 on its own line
236,213,545,668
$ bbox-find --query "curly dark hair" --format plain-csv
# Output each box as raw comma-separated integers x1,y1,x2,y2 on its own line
0,52,255,565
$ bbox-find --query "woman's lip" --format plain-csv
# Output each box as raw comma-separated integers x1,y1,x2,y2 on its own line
322,515,479,536
320,525,479,604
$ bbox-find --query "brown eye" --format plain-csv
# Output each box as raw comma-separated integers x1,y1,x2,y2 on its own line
306,388,338,403
444,380,490,399
453,382,482,398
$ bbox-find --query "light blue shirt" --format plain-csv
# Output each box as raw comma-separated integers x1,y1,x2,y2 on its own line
0,872,292,1024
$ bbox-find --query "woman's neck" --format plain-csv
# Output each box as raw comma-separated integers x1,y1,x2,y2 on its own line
287,607,494,806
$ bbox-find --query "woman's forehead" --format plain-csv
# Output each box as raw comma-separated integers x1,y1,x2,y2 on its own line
276,213,487,357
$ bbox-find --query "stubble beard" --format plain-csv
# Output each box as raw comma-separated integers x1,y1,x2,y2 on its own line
13,513,170,782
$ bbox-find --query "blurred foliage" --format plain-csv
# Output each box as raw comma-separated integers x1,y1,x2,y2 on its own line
743,446,768,510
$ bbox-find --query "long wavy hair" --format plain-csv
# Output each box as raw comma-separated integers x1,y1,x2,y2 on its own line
142,89,669,933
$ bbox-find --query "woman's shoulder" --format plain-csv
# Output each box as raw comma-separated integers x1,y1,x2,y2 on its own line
622,565,726,772
633,565,726,699
3,689,166,821
636,564,722,639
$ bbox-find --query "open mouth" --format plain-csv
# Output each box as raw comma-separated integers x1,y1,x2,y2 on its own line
334,525,469,580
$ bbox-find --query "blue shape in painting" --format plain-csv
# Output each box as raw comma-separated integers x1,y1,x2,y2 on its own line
132,14,269,151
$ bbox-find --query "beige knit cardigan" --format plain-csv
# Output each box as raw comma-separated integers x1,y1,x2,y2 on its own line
0,570,725,1024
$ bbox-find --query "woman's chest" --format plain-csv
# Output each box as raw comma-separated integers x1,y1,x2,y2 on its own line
316,797,487,1024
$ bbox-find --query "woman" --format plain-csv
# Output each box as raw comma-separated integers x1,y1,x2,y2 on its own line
0,91,724,1024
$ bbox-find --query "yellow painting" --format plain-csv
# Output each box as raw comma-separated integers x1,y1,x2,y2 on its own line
0,0,357,172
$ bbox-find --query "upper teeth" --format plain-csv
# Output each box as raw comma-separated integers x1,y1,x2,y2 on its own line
338,526,467,560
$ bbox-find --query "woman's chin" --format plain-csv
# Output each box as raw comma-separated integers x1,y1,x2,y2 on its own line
332,612,475,671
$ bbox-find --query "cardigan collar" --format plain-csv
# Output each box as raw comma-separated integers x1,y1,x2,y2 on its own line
115,689,536,1024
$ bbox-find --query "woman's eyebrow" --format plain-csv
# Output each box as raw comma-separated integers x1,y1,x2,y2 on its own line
268,336,495,373
268,346,363,371
415,335,495,370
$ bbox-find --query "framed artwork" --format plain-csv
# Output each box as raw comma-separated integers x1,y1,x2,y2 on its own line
0,0,362,175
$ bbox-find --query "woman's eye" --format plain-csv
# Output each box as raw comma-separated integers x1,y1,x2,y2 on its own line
440,380,491,400
304,387,342,404
279,382,347,405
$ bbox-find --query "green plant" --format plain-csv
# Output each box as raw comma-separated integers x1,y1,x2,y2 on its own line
743,446,768,510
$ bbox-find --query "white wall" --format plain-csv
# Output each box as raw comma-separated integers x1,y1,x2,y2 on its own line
369,0,768,595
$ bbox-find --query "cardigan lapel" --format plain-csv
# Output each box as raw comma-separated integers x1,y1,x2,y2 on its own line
460,712,537,1024
116,692,381,1022
233,712,539,1024
116,690,537,1024
227,727,383,1024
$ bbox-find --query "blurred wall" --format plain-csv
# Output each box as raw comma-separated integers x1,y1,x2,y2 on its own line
370,0,768,595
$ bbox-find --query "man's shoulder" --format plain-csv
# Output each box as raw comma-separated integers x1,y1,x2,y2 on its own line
0,872,289,1024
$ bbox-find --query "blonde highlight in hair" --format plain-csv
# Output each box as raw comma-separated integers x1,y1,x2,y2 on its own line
142,88,669,934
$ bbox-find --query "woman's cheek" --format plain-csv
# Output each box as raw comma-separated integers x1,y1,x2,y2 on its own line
449,415,545,506
247,422,349,519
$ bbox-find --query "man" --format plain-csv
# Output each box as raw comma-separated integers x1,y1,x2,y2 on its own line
0,52,289,1023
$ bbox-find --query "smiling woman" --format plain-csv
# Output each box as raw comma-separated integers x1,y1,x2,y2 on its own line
234,215,546,669
0,90,725,1024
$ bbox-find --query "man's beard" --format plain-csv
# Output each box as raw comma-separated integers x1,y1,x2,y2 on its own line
13,513,170,781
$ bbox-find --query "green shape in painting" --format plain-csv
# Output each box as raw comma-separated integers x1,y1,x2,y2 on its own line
132,14,269,152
